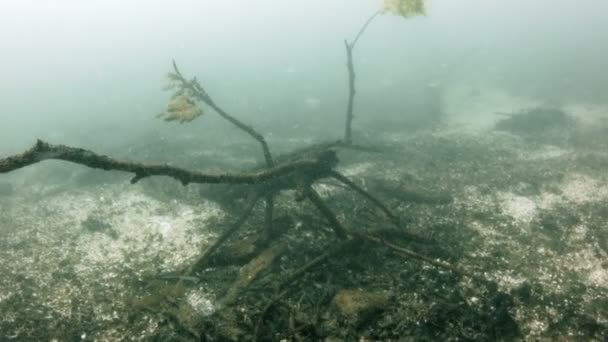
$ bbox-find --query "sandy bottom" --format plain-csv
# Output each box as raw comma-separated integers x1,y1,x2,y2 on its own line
1,103,607,339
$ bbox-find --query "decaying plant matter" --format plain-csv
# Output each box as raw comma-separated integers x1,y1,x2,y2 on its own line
158,94,203,123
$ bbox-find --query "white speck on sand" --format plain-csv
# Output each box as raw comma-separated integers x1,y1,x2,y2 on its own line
559,173,608,204
498,192,538,225
187,290,216,317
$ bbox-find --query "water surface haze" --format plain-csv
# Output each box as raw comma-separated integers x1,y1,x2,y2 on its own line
0,0,606,151
1,1,608,340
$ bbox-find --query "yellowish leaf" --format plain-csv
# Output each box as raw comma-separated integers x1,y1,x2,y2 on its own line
383,0,426,18
160,95,203,124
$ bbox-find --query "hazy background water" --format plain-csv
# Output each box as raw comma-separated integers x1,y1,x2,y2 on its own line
1,0,606,154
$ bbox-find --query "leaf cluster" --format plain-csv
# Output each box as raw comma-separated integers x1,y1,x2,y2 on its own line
383,0,426,18
158,73,204,124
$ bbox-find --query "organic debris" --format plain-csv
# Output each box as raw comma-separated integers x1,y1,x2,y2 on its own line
158,95,203,123
383,0,426,18
334,289,390,323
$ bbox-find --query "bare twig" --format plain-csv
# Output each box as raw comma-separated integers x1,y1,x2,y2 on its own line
343,40,356,144
254,289,289,341
281,239,353,289
171,60,274,166
355,232,490,284
329,170,401,227
350,10,382,49
186,192,262,275
263,194,276,240
304,186,348,239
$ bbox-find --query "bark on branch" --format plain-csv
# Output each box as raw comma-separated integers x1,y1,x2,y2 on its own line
0,140,336,186
343,40,356,144
343,10,382,144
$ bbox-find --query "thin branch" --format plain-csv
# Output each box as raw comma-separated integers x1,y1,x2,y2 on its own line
343,40,356,144
350,10,382,49
219,241,287,307
186,192,262,275
280,239,353,290
304,186,348,239
171,60,274,166
329,170,400,227
263,194,276,240
355,231,490,284
254,289,289,341
0,140,330,186
343,10,382,144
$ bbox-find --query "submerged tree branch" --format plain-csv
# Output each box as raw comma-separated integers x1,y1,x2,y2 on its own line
355,231,490,284
0,140,334,186
186,192,262,275
254,239,354,338
343,40,356,144
329,170,401,227
304,185,349,239
263,194,276,240
343,10,382,144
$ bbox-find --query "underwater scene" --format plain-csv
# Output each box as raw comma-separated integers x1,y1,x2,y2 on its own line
1,0,607,340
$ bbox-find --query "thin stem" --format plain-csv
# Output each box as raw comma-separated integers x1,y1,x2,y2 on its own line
350,10,382,49
171,60,274,167
206,101,274,167
0,140,322,186
304,186,348,239
343,10,382,144
344,41,355,144
263,194,276,241
186,192,262,275
254,239,352,339
329,170,400,227
355,231,490,284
